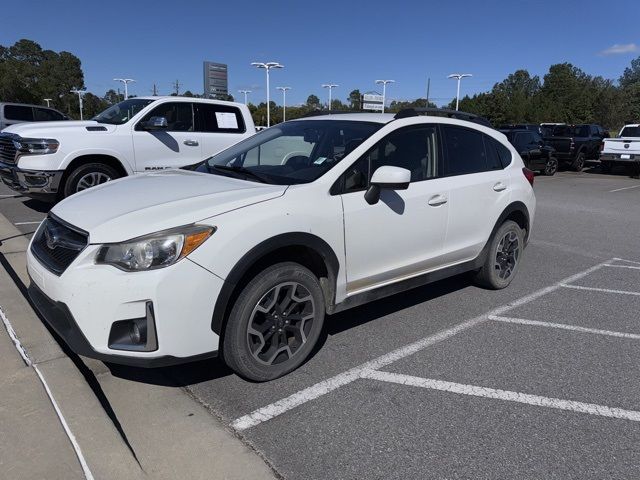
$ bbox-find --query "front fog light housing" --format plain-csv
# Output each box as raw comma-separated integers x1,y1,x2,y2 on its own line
95,225,215,271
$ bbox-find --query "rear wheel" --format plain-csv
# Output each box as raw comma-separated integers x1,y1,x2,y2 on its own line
543,157,558,176
474,220,524,290
571,152,585,172
63,163,120,198
222,262,325,381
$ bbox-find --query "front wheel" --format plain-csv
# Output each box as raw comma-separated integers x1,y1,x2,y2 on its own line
543,157,558,176
63,163,120,198
474,220,524,290
222,262,325,381
571,152,585,172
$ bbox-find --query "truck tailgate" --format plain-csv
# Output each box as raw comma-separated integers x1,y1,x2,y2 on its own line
603,138,640,153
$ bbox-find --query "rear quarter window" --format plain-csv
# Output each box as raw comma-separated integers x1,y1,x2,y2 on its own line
4,105,34,121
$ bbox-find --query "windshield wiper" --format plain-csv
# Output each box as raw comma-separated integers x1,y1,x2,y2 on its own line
211,165,269,184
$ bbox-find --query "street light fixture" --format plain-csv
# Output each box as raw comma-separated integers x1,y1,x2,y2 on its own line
321,84,338,110
43,98,52,107
251,62,284,127
374,80,395,113
238,89,252,105
447,73,472,111
113,78,136,100
276,87,291,122
70,88,86,120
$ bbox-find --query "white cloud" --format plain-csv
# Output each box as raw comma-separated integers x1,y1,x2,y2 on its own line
599,43,639,56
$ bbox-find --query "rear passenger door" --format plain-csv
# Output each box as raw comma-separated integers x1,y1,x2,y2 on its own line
194,103,248,158
439,125,511,265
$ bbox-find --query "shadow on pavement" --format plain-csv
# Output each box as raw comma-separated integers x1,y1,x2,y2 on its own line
23,199,52,213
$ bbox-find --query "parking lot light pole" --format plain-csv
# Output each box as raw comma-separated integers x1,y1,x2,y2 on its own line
113,78,136,100
447,73,472,111
238,89,252,105
276,87,291,122
70,88,86,120
43,98,52,107
374,80,395,113
322,84,338,110
251,62,284,127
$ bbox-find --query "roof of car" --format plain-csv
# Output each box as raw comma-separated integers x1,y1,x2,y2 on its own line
293,112,395,124
622,124,640,128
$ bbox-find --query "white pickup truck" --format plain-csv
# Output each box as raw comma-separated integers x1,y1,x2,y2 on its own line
600,124,640,174
0,96,255,200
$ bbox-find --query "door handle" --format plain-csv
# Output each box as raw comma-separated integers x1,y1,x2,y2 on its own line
183,140,199,146
493,182,507,192
428,194,447,206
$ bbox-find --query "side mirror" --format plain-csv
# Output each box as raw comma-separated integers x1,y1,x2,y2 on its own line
364,166,411,205
141,116,168,130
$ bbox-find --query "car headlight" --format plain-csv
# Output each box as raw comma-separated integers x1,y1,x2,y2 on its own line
13,137,60,156
95,225,215,271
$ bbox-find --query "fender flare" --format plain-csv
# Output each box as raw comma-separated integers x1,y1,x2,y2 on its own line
475,201,531,268
211,232,340,335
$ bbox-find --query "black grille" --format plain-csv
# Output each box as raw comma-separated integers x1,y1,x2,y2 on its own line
0,134,17,164
31,216,88,275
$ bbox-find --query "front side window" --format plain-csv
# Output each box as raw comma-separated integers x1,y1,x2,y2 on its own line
196,120,382,185
93,99,155,125
195,104,245,133
4,105,34,121
137,102,194,131
442,125,488,176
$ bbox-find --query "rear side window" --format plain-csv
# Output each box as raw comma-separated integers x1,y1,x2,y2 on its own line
195,104,246,133
4,105,34,121
34,108,64,121
442,125,487,176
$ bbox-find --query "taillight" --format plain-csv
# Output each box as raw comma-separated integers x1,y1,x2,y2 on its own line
522,167,535,186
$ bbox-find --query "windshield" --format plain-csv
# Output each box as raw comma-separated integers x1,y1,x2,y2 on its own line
619,126,640,138
194,120,383,185
92,99,155,125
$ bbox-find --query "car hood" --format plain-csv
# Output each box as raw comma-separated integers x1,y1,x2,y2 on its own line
51,169,287,243
2,120,117,137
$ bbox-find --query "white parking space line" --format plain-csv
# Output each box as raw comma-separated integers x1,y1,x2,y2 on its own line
230,258,615,431
14,221,43,225
361,370,640,423
603,264,640,271
489,315,640,340
0,194,19,198
617,258,640,266
560,284,640,297
609,185,640,193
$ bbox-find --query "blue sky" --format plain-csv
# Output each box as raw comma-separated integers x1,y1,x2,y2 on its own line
2,0,639,106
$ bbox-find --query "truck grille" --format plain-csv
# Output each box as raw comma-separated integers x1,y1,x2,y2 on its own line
0,133,18,164
31,215,88,275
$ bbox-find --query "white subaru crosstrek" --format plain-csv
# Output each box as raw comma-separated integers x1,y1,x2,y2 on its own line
27,109,536,381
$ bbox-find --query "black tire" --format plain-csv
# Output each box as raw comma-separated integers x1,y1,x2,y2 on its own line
473,220,524,290
600,161,612,174
62,163,120,198
222,262,325,381
571,152,585,172
543,156,558,176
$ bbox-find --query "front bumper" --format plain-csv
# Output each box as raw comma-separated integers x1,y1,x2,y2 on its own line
0,160,63,197
26,243,223,367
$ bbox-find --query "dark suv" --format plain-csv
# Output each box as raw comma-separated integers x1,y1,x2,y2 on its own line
500,129,558,176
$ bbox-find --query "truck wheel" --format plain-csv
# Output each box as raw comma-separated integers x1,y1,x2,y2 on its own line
543,157,558,176
63,163,120,198
571,152,585,172
222,262,325,381
473,220,524,290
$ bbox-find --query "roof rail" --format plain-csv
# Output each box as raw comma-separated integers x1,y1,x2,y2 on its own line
394,108,492,128
301,109,371,118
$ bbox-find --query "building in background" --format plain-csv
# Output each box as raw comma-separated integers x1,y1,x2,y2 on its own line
203,61,228,99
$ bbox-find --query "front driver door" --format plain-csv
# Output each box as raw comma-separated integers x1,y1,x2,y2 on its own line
340,125,449,295
131,101,203,172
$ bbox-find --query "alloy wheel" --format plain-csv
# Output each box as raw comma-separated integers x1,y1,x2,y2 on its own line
494,231,520,280
545,158,558,175
247,282,316,366
76,172,112,191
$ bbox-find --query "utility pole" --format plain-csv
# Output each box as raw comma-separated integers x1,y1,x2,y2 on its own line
447,73,472,111
238,89,252,104
322,84,338,110
251,62,284,127
375,80,395,113
171,79,181,96
113,78,136,99
276,87,291,122
70,88,86,120
426,78,430,106
43,98,52,107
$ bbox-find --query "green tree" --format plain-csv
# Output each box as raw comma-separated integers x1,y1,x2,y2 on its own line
306,94,320,109
619,56,640,88
348,89,362,109
103,89,124,105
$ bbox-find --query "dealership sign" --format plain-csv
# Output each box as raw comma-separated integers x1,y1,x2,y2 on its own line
362,93,383,111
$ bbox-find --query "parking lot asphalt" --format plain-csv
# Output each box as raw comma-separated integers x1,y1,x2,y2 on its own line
2,166,640,479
